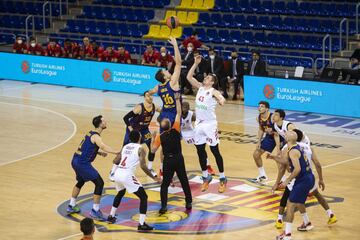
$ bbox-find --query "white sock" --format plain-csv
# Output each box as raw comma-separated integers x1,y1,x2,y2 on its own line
139,214,146,225
147,161,153,170
281,175,287,182
111,164,118,174
202,171,208,178
219,172,225,179
258,167,266,177
302,213,310,225
326,209,333,217
160,163,163,171
206,159,210,166
285,222,292,235
93,203,100,211
277,214,283,221
70,197,76,207
110,206,117,217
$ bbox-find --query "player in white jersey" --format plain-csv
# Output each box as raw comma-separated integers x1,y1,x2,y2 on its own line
107,130,161,231
269,129,337,231
181,101,216,175
187,55,227,193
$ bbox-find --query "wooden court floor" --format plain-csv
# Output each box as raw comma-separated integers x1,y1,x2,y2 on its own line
0,80,359,240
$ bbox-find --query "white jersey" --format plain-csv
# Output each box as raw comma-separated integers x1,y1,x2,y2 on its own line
181,110,194,132
119,143,141,172
274,120,311,146
195,87,217,123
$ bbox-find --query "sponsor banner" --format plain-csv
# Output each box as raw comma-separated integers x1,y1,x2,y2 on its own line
244,76,360,118
0,52,160,94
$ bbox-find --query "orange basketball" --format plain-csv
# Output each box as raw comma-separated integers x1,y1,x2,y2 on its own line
166,16,180,29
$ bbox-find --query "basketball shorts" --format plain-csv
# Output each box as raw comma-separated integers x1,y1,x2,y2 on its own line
123,127,151,146
194,120,219,146
182,130,195,144
71,157,99,182
289,174,315,204
260,134,276,152
114,168,142,194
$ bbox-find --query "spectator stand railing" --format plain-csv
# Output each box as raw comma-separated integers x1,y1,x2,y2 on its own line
322,34,332,68
43,1,52,33
25,15,35,41
356,2,360,35
339,18,349,52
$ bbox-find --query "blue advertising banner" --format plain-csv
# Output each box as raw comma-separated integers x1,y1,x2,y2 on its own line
0,52,161,94
244,76,360,118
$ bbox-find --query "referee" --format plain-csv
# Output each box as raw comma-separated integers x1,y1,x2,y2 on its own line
152,93,192,214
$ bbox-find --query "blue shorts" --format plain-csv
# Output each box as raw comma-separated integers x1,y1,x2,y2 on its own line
289,174,315,204
159,110,177,133
71,157,99,182
123,127,151,146
260,134,276,152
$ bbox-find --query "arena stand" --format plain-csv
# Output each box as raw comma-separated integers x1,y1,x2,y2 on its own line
0,0,359,79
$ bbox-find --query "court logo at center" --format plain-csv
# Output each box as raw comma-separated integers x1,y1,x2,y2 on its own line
263,84,275,99
102,69,112,82
57,173,343,234
21,61,30,74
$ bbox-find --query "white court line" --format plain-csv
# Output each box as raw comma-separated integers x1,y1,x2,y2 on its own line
228,116,255,124
263,155,360,185
0,101,77,167
56,226,107,240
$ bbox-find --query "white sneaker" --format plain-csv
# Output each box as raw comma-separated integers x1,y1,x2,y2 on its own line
149,169,157,177
109,171,115,182
297,222,314,231
251,175,268,183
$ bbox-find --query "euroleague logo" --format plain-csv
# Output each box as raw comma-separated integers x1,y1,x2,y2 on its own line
102,68,112,82
57,173,343,234
263,84,275,99
21,61,30,74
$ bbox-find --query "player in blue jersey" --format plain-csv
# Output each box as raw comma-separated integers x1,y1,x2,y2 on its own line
120,91,161,176
149,37,181,132
67,115,120,220
251,101,281,182
269,130,315,240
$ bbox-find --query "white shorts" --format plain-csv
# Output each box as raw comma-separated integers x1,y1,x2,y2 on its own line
194,120,219,146
114,168,142,193
182,130,195,144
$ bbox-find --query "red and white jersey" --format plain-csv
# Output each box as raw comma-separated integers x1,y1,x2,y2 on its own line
119,143,141,172
181,110,194,132
195,87,217,123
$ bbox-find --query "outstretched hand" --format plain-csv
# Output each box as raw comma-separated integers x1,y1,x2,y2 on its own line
167,37,177,46
194,55,202,64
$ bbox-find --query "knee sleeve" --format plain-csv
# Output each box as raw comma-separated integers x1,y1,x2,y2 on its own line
134,187,148,214
210,144,224,173
280,187,290,207
75,180,85,189
113,189,126,208
196,144,207,171
92,176,104,195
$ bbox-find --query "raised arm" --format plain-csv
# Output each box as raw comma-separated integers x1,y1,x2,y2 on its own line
186,55,203,89
174,92,182,123
212,89,226,106
92,134,119,154
148,85,158,95
168,37,181,88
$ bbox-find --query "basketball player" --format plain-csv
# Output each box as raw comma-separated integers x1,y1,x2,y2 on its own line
107,130,161,231
251,101,280,182
270,129,337,230
67,115,119,221
121,91,161,176
152,93,193,214
181,101,215,175
273,130,315,240
149,37,181,132
187,55,227,193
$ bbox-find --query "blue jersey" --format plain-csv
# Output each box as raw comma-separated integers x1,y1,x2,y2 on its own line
130,103,155,131
288,144,312,181
73,131,100,164
158,81,178,114
258,112,274,135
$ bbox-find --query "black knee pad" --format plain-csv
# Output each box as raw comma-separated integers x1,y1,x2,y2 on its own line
92,176,104,195
75,180,85,189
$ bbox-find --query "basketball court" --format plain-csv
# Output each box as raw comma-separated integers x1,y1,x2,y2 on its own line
0,79,359,239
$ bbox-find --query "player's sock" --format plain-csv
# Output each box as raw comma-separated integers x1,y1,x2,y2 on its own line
285,222,292,235
110,206,117,217
219,172,225,179
206,159,210,165
202,171,208,179
278,214,283,221
281,175,287,182
326,209,334,217
147,161,153,170
139,214,146,225
160,163,163,171
258,167,266,177
301,213,310,225
93,203,100,211
69,197,76,207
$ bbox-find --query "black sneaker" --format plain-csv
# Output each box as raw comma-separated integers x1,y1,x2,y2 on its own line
138,222,154,231
159,206,167,214
186,202,192,211
250,175,268,183
107,215,117,224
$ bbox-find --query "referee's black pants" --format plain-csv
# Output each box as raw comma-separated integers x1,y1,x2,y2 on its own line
160,153,192,207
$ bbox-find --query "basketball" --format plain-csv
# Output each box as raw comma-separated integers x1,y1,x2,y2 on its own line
166,16,179,29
